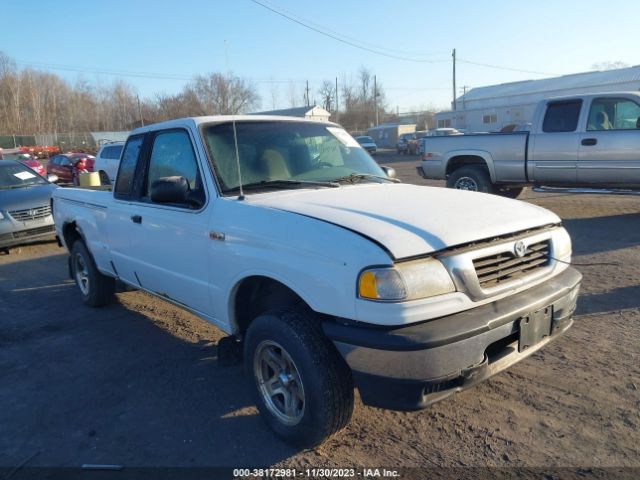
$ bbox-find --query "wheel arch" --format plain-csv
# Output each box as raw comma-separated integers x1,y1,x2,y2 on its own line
62,221,84,252
229,275,314,336
445,150,496,182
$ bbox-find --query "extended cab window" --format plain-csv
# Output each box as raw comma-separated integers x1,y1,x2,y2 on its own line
145,130,205,208
587,97,640,131
114,135,144,199
542,100,582,133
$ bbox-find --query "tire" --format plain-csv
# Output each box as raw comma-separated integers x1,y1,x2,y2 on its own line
496,186,524,199
244,307,354,448
447,166,494,193
98,170,111,186
70,240,115,307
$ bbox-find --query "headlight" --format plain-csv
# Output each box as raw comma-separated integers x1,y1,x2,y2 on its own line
554,227,572,262
358,259,455,301
0,212,5,221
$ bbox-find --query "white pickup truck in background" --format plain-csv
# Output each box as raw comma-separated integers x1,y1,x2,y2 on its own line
52,116,581,447
418,92,640,197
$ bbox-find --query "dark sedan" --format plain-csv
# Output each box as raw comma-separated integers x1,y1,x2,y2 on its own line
46,153,95,185
0,161,58,250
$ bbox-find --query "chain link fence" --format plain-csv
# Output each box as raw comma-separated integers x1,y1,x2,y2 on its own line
0,131,129,151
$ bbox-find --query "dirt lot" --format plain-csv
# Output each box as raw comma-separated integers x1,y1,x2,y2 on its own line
1,150,639,476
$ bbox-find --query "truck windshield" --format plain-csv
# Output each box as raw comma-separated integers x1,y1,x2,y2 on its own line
202,121,386,194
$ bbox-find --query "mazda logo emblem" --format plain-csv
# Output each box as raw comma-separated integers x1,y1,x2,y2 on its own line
514,241,527,258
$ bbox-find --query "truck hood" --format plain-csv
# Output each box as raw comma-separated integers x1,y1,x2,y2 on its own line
251,183,560,259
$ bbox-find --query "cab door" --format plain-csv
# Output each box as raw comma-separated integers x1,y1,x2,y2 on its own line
124,128,213,316
109,135,146,285
578,96,640,186
529,100,582,185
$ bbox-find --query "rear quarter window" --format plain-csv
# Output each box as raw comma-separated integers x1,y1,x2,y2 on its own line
114,136,144,199
542,100,582,133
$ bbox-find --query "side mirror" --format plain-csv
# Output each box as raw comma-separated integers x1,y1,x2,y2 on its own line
47,174,59,183
150,176,189,204
381,165,397,179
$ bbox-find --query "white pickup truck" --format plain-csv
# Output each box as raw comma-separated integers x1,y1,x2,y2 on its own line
53,116,581,447
419,92,640,197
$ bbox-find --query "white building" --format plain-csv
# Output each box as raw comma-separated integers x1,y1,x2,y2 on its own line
435,65,640,132
252,105,331,123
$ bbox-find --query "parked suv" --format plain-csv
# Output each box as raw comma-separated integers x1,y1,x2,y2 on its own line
94,142,124,184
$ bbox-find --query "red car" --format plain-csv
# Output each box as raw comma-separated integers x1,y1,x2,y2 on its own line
0,149,46,176
46,153,96,184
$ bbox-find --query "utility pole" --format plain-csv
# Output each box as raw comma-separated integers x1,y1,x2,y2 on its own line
374,75,378,126
452,48,457,111
137,94,144,127
460,85,468,109
335,77,339,122
305,81,310,107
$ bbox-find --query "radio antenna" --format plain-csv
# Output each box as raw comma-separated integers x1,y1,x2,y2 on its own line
232,117,244,201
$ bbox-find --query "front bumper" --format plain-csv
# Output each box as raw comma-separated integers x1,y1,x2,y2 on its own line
0,218,55,248
323,267,582,410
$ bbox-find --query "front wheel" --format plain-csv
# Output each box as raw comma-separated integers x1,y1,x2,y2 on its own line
447,166,494,193
71,241,115,307
244,307,354,448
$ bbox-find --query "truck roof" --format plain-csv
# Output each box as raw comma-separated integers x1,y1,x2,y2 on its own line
129,115,340,136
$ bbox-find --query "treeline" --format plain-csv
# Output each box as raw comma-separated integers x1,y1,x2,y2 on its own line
1,52,394,135
0,53,261,135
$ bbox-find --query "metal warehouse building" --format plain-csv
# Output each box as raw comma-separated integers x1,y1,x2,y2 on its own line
252,105,331,123
435,65,640,133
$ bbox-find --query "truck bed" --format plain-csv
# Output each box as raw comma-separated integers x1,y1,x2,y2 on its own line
421,132,529,183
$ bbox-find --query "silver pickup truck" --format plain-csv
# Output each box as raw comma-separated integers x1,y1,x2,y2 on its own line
418,92,640,197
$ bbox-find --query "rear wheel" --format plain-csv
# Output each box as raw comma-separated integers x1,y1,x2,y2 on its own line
71,241,115,307
447,166,494,193
244,307,354,448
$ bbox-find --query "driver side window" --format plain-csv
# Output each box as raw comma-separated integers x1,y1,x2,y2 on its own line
145,130,205,208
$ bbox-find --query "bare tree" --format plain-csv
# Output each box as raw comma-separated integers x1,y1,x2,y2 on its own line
591,61,629,71
318,80,334,111
189,72,260,115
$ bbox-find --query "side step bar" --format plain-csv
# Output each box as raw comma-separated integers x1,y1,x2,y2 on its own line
532,186,640,196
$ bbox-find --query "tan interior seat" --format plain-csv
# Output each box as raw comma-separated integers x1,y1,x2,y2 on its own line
594,111,613,130
261,149,290,180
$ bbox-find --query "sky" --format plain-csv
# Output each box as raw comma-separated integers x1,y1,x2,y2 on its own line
1,0,639,113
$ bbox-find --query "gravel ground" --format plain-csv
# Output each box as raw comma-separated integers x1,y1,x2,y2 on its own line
0,150,638,477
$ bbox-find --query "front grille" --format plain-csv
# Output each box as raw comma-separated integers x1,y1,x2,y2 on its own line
473,240,550,289
9,205,51,222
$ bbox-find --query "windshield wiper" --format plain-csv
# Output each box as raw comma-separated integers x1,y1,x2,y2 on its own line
224,179,340,194
332,173,400,184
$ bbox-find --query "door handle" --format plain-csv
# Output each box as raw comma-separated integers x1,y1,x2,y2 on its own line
131,215,142,224
581,138,597,146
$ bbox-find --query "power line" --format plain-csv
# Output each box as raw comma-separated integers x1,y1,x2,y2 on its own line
457,58,558,76
14,59,317,85
251,0,447,59
249,0,449,63
15,59,193,81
